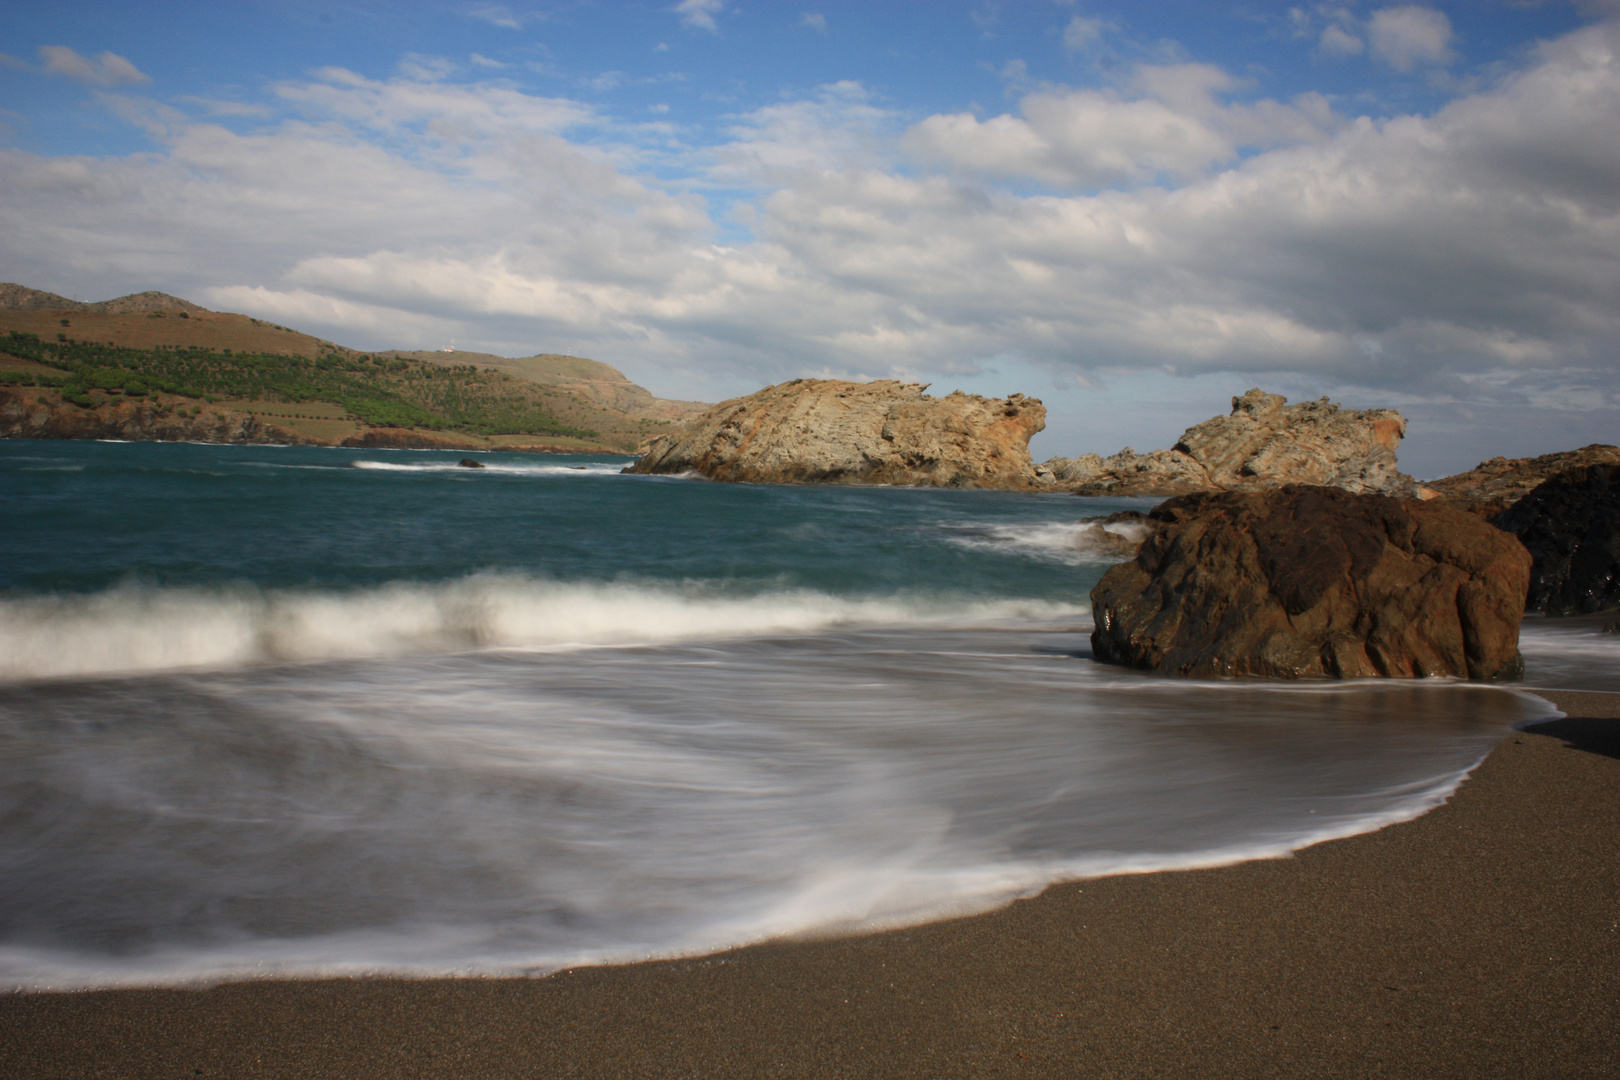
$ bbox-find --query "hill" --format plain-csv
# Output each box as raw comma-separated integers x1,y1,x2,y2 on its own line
394,350,707,422
0,284,705,452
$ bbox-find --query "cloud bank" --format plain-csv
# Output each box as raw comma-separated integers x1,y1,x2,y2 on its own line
2,20,1617,471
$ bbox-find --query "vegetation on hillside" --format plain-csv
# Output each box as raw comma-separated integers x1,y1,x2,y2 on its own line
2,332,599,439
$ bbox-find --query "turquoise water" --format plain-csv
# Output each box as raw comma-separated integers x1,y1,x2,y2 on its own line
0,440,1569,989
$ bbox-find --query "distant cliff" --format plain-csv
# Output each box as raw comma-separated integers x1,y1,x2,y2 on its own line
0,386,315,445
1043,389,1416,498
625,379,1047,489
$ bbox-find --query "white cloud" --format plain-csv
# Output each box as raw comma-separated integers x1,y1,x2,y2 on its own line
713,81,899,182
1062,16,1103,52
903,64,1336,189
801,13,828,33
1319,25,1365,58
2,23,1618,467
1368,6,1454,71
467,5,523,30
676,0,725,33
38,46,150,87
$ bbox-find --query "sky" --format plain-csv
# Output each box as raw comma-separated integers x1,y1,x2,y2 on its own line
2,1,1618,476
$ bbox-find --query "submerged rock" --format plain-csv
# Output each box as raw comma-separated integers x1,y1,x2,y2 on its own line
1045,388,1415,498
1495,463,1620,616
1090,485,1531,680
458,457,486,469
1074,511,1154,559
1427,444,1620,520
624,379,1047,489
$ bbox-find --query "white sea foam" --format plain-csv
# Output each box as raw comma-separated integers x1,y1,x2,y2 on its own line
349,459,626,476
0,578,1086,682
940,519,1150,566
0,628,1542,991
1518,620,1620,691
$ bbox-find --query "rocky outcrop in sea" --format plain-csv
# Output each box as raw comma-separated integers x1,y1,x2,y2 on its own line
1427,444,1620,520
624,379,1047,489
1495,463,1620,616
1043,388,1415,498
1089,485,1531,680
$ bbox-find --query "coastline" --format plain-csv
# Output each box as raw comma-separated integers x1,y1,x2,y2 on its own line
1,688,1614,1078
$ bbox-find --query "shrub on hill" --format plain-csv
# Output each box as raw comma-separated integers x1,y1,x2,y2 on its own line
3,331,599,439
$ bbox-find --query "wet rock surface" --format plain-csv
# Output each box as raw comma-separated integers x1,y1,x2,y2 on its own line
1090,485,1531,680
1495,463,1620,616
625,379,1047,489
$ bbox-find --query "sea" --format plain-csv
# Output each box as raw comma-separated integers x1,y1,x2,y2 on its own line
1,439,1612,991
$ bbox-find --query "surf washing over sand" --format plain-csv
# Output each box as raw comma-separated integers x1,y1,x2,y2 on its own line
0,440,1589,990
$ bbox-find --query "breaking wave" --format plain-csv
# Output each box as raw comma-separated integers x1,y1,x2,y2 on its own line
0,577,1087,682
939,518,1151,566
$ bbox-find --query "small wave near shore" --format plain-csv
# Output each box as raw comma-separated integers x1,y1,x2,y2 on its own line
0,577,1086,682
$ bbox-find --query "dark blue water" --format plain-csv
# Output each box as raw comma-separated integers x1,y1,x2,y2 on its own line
0,440,1574,989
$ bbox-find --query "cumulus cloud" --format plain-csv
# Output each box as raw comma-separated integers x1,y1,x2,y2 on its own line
2,23,1618,466
676,0,725,32
801,13,827,33
1062,16,1103,52
1319,25,1365,58
903,64,1336,189
38,46,150,87
1368,6,1454,71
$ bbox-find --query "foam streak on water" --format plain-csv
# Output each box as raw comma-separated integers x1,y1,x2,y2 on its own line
0,441,1570,990
0,618,1553,990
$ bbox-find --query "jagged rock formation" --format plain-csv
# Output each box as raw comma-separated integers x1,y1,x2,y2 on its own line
1044,389,1416,498
1089,485,1531,680
0,387,313,445
1495,463,1620,615
1427,444,1620,520
625,379,1046,489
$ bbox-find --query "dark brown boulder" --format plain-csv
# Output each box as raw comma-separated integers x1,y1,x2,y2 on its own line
1090,486,1531,680
1494,463,1620,615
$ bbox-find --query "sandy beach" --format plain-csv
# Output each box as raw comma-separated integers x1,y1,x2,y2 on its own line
1,686,1615,1079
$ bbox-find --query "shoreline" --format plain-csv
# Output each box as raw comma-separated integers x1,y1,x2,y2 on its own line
2,688,1615,1078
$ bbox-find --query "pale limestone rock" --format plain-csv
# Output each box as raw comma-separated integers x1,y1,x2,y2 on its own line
1063,388,1415,497
624,379,1046,489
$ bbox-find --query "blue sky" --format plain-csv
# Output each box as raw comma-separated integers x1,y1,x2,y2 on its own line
3,1,1617,475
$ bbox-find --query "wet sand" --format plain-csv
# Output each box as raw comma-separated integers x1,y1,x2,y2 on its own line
2,688,1616,1079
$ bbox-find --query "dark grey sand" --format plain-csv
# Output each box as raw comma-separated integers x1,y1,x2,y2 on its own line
2,688,1616,1079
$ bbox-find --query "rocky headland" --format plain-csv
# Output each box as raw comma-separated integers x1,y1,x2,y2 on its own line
1,282,701,453
0,387,316,446
1426,444,1620,520
1089,485,1531,680
1043,388,1416,498
625,379,1048,489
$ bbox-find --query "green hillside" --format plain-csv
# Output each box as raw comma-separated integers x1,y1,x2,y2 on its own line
2,332,598,440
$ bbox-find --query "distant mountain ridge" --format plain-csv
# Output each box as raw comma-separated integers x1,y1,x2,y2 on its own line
0,283,207,315
0,283,710,450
